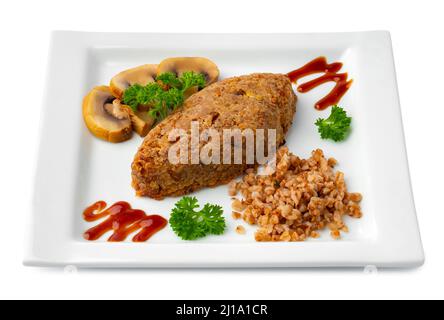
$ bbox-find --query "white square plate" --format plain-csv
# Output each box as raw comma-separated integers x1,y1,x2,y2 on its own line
25,31,424,268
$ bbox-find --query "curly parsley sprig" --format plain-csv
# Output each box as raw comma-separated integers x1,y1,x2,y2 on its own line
169,196,226,240
122,71,206,122
315,105,352,142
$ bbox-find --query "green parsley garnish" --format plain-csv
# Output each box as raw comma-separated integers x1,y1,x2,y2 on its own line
122,71,206,122
315,105,352,142
180,71,206,90
156,72,183,89
169,196,226,240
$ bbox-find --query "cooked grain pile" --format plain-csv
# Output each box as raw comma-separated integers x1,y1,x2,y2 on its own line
230,147,362,241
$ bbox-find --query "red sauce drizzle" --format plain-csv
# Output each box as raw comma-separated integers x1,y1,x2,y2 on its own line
287,56,353,110
287,57,343,82
83,201,167,242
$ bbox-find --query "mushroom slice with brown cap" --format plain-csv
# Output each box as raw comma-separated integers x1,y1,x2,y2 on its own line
157,57,219,85
82,86,133,143
109,64,157,99
114,99,154,137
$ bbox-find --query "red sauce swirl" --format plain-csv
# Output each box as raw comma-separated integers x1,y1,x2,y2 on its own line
83,201,167,242
287,57,353,110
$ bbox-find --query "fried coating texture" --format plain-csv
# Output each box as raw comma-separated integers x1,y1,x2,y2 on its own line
131,73,297,199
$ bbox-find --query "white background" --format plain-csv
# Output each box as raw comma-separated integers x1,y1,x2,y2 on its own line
0,0,443,300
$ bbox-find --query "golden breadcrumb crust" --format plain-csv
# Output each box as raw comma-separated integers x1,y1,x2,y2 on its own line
131,73,297,199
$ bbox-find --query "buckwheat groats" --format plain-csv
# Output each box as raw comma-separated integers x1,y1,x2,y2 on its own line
230,147,362,241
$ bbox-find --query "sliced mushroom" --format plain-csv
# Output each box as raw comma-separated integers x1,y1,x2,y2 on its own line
114,99,154,137
157,57,219,85
184,86,198,99
134,109,155,126
82,86,132,143
109,64,157,99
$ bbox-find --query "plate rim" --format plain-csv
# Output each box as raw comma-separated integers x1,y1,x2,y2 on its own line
24,31,425,268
